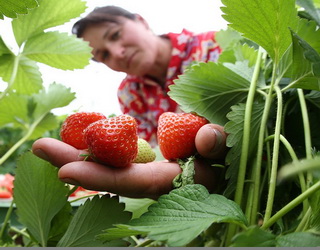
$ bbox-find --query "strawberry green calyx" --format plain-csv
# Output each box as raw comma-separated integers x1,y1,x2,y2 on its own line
172,156,196,188
133,138,156,163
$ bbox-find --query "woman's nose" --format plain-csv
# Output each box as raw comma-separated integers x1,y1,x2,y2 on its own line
110,44,125,59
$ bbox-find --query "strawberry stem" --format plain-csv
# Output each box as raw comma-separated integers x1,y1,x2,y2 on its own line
172,156,196,188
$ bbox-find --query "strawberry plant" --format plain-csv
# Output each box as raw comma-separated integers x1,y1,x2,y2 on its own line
1,0,320,247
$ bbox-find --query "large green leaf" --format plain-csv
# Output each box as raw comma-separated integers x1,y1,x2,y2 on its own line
12,0,86,46
14,152,69,247
57,195,131,247
23,31,92,70
0,54,42,94
221,0,299,63
102,184,248,247
169,61,253,125
0,0,38,19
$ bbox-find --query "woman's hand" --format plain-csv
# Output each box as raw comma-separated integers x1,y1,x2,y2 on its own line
32,124,227,199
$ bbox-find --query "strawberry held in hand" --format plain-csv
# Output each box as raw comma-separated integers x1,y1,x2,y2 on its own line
84,114,138,167
157,112,208,160
60,112,106,149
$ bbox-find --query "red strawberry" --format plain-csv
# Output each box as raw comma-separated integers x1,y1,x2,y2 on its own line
60,112,106,149
84,114,138,167
157,112,208,160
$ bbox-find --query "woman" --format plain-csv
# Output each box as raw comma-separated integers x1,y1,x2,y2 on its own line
32,6,227,199
72,5,221,146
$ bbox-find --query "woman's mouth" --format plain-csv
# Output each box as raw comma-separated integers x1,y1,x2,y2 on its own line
127,51,137,69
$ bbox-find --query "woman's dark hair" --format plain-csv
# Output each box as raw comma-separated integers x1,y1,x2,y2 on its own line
72,6,136,38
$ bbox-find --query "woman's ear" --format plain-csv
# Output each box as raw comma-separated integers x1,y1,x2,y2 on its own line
134,14,150,29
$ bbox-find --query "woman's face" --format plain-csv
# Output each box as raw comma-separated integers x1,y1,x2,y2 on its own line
82,16,159,76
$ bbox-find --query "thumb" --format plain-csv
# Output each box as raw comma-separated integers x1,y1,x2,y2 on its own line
195,124,228,159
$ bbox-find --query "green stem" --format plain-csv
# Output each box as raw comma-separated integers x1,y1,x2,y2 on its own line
261,180,320,230
263,86,283,224
0,199,15,239
0,54,21,100
0,113,47,165
297,89,313,187
135,239,154,247
225,47,263,245
265,134,308,214
249,63,277,226
295,206,312,232
10,227,30,239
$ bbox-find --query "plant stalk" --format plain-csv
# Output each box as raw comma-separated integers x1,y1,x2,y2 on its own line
263,86,283,224
225,47,263,245
0,54,21,100
261,180,320,230
0,113,47,165
297,88,313,187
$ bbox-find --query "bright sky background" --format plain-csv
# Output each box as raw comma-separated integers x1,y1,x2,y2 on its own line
1,0,228,116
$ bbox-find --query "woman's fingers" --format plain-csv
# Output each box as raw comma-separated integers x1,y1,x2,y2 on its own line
58,160,181,199
32,138,87,167
195,124,228,159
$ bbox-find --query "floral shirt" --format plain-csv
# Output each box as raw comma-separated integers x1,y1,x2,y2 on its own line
118,29,221,146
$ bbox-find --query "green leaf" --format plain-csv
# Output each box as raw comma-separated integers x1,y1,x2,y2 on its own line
29,112,60,139
0,36,12,55
111,184,248,247
12,0,86,46
306,90,320,109
57,195,131,247
218,43,259,68
14,152,69,247
121,197,156,219
32,83,76,119
169,61,252,125
276,232,320,247
0,83,74,131
0,93,29,127
23,31,92,70
291,32,320,77
215,28,244,51
0,0,38,19
231,226,276,247
296,0,320,27
97,224,146,243
221,0,299,63
48,202,73,245
277,157,320,181
0,54,42,94
224,103,265,197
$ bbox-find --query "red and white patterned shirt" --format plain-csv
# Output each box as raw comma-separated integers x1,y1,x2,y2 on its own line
118,29,221,146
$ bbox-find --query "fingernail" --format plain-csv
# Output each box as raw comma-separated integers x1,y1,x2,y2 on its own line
212,129,223,152
32,149,50,162
60,178,81,186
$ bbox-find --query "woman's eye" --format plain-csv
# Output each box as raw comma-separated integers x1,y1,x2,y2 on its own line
111,31,120,40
